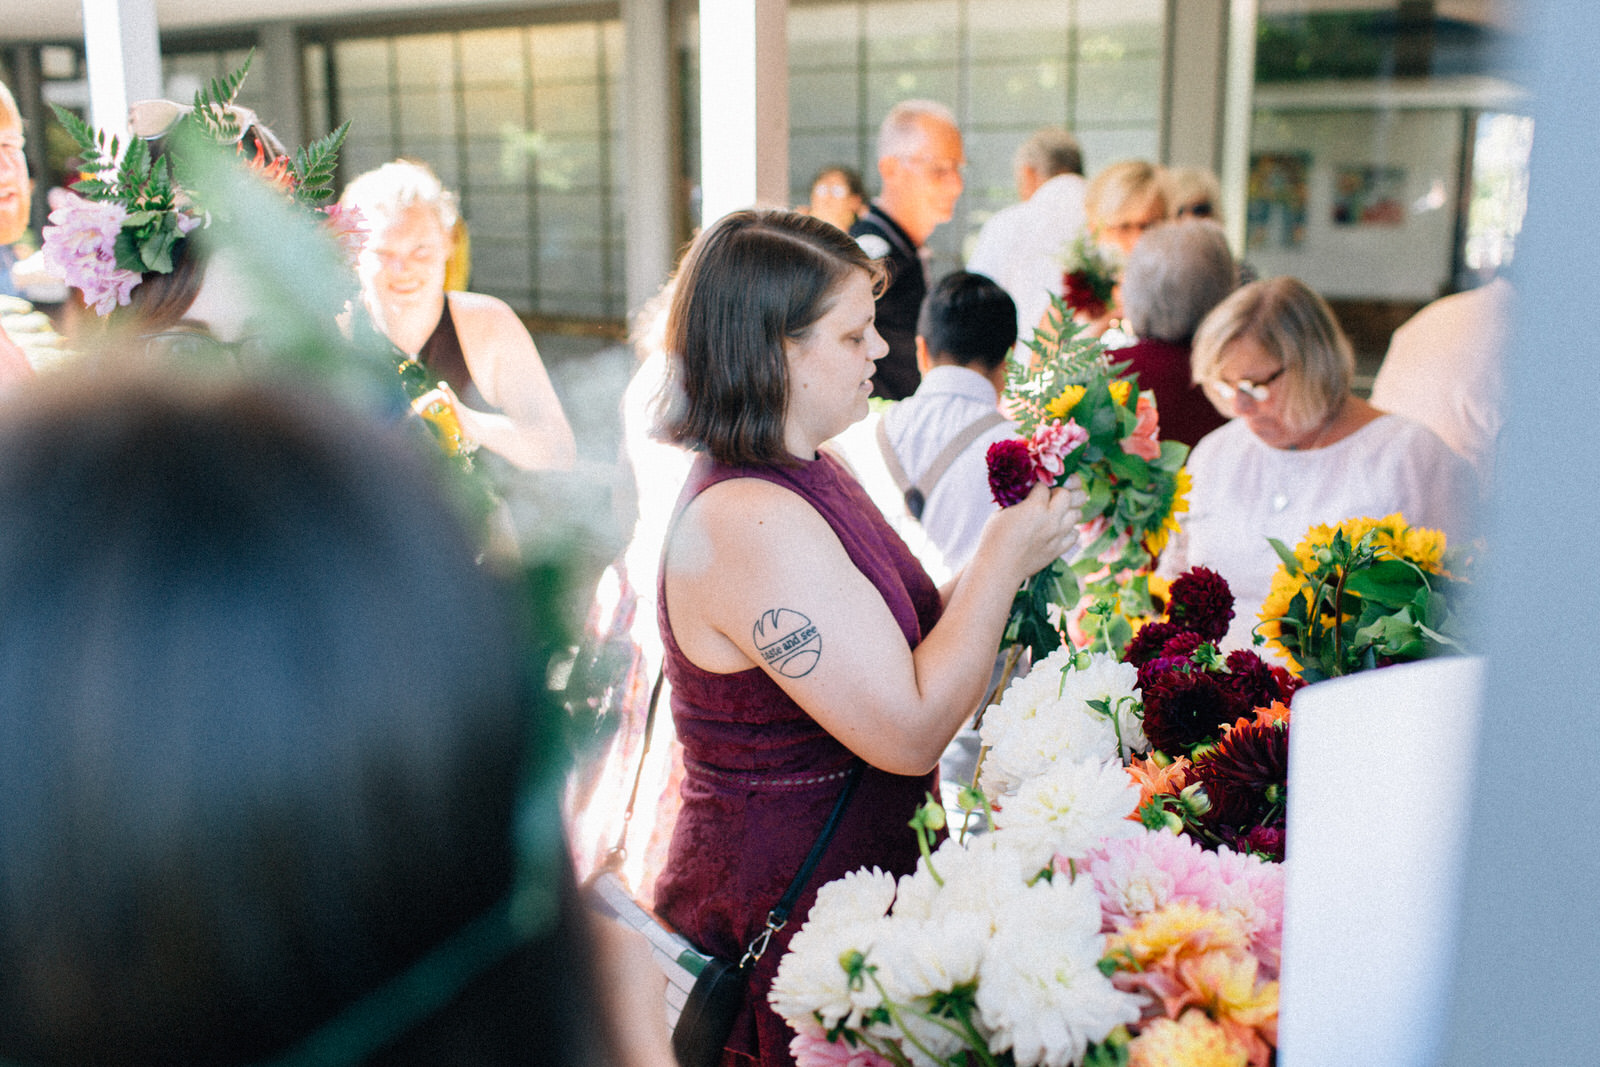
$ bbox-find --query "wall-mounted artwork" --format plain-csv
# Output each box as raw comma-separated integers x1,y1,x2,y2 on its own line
1247,151,1310,250
1332,166,1406,226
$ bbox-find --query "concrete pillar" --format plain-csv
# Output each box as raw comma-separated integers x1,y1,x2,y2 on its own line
255,22,305,150
624,0,679,313
81,0,161,136
1162,0,1227,171
698,0,788,228
1216,0,1257,255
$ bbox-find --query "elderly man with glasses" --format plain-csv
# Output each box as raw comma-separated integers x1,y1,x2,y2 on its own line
0,80,42,386
850,99,965,401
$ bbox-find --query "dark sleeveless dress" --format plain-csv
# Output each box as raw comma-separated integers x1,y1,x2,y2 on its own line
654,451,943,1067
418,296,489,409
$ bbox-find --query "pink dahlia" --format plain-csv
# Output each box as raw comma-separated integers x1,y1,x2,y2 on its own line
42,192,143,316
987,438,1037,506
1028,418,1088,481
1082,828,1223,930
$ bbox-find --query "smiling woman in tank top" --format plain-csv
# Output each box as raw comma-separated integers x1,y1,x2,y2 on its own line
342,160,575,471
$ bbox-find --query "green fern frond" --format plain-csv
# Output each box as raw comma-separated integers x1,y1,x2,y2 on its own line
188,51,256,144
52,104,120,181
291,120,351,206
196,49,254,111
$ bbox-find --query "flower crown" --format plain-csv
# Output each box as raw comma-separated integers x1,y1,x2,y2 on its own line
42,55,357,317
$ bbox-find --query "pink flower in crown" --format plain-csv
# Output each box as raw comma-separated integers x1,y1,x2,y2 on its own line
42,192,144,316
321,202,368,268
1028,418,1089,482
1122,392,1162,461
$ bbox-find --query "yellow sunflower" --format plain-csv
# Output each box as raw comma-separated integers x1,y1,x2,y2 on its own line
1144,467,1190,558
1046,384,1087,420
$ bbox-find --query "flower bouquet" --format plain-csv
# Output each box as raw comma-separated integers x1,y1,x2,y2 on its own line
1256,513,1470,682
771,771,1283,1067
1060,236,1118,321
972,570,1297,862
985,306,1190,664
1117,567,1299,861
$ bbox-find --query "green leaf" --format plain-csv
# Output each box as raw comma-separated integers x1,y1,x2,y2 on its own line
1343,559,1427,609
1268,537,1303,575
111,229,147,273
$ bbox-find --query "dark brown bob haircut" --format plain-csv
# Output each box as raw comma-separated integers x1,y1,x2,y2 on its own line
657,209,884,466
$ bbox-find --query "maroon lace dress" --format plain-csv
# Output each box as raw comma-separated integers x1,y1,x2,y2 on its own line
654,450,943,1067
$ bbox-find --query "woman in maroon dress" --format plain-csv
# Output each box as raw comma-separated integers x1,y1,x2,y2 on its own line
651,210,1083,1067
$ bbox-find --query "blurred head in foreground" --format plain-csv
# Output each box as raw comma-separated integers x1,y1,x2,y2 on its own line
0,366,608,1066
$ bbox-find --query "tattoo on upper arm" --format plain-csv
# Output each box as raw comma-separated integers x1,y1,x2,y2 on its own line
753,608,822,678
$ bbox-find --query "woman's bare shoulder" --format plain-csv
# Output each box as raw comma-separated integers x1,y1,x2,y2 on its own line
447,290,524,331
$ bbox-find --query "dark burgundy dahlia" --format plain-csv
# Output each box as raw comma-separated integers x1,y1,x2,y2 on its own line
1222,649,1280,711
1167,567,1235,644
1123,621,1188,667
1140,669,1247,755
987,439,1037,507
1192,720,1290,848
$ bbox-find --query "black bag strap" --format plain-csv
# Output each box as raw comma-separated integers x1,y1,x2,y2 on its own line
596,663,666,875
877,410,1008,521
739,762,862,968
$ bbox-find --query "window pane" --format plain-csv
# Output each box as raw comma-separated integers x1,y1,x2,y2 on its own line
864,0,959,65
534,81,602,135
791,3,862,69
459,28,526,87
968,60,1070,126
394,35,455,88
529,24,602,83
1075,56,1161,124
968,1,1071,61
336,40,391,92
790,69,860,130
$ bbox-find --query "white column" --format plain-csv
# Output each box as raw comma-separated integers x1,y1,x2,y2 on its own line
81,0,161,136
624,0,678,314
1217,0,1257,255
698,0,789,229
1161,0,1227,171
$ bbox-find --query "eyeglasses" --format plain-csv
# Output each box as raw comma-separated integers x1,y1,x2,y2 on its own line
1206,366,1285,407
1177,201,1215,219
899,154,965,183
128,98,260,145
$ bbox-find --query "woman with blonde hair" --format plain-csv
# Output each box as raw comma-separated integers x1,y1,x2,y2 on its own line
1161,276,1473,652
1056,159,1169,339
342,160,575,471
1085,159,1169,259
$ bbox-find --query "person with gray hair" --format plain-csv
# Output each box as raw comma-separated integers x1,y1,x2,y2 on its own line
967,126,1088,342
1114,219,1236,447
851,99,965,400
1160,276,1473,655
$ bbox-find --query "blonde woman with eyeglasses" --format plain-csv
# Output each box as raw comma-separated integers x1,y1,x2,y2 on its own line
1158,276,1474,654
